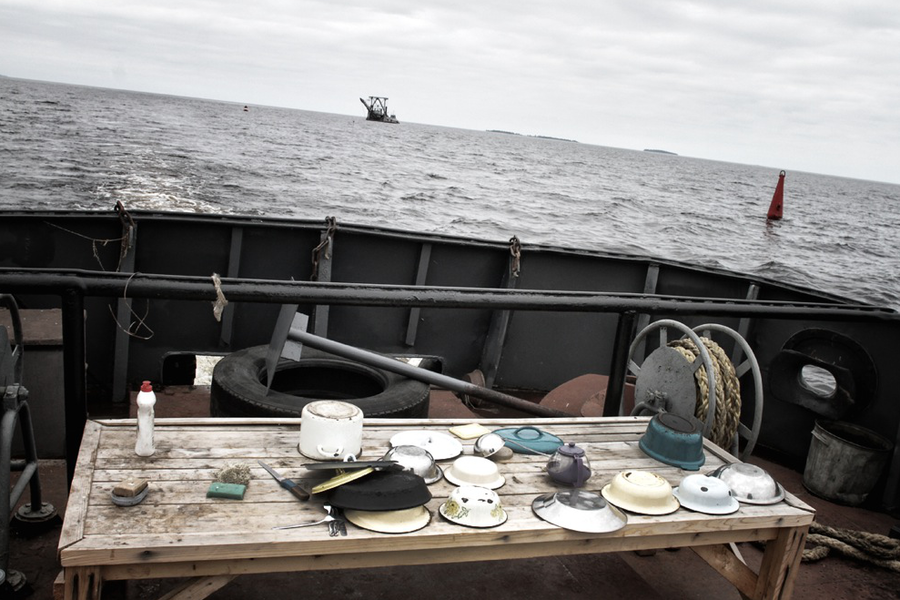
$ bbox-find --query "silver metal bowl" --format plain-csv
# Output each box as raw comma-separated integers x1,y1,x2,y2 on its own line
473,432,506,458
532,489,627,533
708,463,785,505
381,445,443,484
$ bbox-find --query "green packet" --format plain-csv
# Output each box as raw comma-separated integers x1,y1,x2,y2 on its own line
207,482,247,500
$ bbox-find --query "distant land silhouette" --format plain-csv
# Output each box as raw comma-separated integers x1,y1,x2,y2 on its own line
488,130,578,143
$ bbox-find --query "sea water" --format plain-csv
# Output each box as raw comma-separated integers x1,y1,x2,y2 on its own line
2,77,900,309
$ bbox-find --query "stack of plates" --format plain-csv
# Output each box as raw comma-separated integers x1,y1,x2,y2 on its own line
328,470,433,534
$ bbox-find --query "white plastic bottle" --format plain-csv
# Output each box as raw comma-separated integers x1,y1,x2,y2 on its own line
135,380,156,456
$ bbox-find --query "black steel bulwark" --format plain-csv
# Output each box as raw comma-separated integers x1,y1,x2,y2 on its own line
2,268,898,483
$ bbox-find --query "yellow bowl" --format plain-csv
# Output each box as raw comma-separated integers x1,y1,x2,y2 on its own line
600,470,680,515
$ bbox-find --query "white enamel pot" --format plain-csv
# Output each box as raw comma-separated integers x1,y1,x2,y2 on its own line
298,401,364,460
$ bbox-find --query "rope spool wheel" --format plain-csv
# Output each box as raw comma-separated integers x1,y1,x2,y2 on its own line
692,323,763,461
618,319,764,461
620,319,718,438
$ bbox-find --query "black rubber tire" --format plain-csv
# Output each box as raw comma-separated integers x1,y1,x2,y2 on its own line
210,346,433,418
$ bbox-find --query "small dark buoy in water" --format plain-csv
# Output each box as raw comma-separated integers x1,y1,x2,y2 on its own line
243,105,249,112
767,170,785,220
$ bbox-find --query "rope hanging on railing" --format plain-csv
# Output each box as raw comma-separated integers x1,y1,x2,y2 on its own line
668,336,742,449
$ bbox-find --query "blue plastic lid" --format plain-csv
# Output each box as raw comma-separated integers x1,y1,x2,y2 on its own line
492,426,564,455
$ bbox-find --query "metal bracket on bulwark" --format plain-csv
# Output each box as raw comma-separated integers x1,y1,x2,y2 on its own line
478,236,523,389
310,217,337,336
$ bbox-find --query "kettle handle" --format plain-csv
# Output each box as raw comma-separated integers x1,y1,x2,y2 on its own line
574,455,587,488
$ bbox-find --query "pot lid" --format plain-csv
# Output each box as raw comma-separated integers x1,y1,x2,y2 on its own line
389,431,463,461
556,442,585,457
304,400,362,420
492,427,563,455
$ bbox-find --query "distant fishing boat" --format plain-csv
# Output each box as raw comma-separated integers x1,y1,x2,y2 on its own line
360,96,399,123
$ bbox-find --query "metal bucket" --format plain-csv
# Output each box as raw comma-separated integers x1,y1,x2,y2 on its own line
803,420,894,506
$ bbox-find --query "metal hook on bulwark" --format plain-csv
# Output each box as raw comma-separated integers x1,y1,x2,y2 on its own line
311,216,338,281
509,236,522,278
114,200,136,271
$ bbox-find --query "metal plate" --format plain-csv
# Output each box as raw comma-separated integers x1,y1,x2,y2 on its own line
634,346,698,417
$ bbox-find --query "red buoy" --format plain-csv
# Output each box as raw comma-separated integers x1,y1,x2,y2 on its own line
767,170,785,220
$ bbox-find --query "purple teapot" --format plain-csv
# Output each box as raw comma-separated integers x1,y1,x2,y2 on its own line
546,442,591,487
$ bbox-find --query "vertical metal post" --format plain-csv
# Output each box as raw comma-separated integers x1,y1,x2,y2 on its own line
111,223,137,403
731,283,760,365
603,311,637,417
633,264,659,360
62,289,86,485
480,237,521,388
219,226,244,347
405,243,432,346
311,221,335,337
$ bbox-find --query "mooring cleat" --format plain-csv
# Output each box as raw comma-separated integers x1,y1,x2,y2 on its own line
10,502,61,537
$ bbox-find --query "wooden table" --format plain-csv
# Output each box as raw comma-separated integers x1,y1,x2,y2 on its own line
58,417,814,600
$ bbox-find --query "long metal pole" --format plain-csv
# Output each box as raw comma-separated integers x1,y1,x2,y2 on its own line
285,326,572,418
0,269,895,321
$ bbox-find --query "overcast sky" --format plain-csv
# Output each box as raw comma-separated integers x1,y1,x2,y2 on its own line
2,1,898,184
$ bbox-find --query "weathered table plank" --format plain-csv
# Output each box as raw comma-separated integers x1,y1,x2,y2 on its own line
60,417,814,600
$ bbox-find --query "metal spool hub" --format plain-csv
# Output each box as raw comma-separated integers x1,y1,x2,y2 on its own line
620,319,763,461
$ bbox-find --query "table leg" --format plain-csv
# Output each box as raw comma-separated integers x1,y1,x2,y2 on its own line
64,567,102,600
753,525,809,600
692,543,757,597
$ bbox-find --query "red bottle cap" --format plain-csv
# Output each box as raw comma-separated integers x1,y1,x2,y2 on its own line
141,381,152,392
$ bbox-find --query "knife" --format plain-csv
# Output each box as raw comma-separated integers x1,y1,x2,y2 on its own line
258,460,310,501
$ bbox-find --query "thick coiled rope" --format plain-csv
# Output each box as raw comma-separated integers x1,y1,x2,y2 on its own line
668,336,742,449
802,522,900,570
